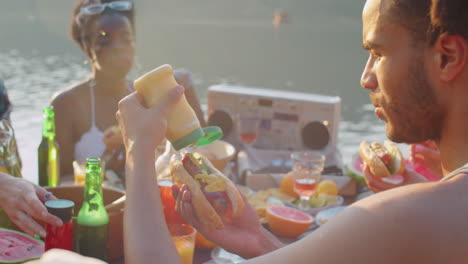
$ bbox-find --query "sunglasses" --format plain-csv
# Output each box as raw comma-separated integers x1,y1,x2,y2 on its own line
76,1,133,23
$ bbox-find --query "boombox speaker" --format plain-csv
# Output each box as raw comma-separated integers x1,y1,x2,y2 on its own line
207,85,341,153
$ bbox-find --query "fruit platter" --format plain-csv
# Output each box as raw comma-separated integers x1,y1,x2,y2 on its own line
287,194,344,215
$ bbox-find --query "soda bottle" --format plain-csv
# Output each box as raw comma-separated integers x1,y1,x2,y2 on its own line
76,158,109,261
38,106,60,186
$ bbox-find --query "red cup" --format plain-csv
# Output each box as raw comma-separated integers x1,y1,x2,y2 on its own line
159,180,186,224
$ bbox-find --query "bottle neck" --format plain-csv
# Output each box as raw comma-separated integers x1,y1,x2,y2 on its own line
42,117,56,139
83,171,103,201
78,169,109,226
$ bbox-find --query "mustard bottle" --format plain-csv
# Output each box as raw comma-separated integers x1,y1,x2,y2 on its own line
134,64,222,150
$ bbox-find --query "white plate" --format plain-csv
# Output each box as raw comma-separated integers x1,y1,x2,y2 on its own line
315,206,346,226
285,195,344,215
210,247,246,264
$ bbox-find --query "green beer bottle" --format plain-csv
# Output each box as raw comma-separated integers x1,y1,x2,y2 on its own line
38,107,60,187
76,158,109,261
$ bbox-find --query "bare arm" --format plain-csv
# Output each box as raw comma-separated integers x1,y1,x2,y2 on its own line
124,144,181,264
117,86,184,264
174,69,206,127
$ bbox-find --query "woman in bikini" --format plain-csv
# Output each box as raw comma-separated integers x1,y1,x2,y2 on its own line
51,0,205,180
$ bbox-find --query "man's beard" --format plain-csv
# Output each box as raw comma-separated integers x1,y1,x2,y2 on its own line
385,60,443,144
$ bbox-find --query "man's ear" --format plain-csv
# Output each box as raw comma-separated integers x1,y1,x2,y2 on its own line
433,33,468,82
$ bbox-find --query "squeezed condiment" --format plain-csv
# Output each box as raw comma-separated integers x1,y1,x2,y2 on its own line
134,64,222,150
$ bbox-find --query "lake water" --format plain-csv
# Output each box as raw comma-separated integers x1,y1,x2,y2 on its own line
0,0,395,184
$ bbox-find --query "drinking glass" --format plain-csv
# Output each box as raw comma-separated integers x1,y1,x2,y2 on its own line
236,113,259,145
168,224,197,264
291,152,325,211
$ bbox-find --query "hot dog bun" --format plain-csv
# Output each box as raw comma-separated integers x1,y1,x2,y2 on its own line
359,140,405,178
170,152,245,229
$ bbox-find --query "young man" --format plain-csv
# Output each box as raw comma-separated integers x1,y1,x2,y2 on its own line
117,0,468,263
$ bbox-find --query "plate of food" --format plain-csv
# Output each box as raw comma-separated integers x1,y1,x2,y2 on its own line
287,194,344,215
246,188,295,224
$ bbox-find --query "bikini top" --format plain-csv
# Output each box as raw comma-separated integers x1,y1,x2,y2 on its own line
74,81,106,162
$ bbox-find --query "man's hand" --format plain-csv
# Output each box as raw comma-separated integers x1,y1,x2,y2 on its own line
172,185,283,259
0,174,62,237
116,85,184,154
363,164,428,193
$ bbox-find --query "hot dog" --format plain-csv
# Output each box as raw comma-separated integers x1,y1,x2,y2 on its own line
170,152,245,229
359,140,405,178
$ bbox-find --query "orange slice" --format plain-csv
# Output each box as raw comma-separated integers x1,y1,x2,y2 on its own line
280,173,299,199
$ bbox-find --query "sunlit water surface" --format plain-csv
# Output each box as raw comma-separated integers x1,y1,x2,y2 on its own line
0,1,399,183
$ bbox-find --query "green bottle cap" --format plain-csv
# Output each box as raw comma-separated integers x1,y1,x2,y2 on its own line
45,199,75,223
172,127,205,151
196,126,223,146
171,126,223,150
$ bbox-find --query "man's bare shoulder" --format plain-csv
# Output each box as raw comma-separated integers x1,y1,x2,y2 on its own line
345,176,468,262
356,174,468,217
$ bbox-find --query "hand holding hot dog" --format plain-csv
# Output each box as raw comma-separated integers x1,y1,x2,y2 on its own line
360,140,428,192
170,152,245,229
172,182,284,259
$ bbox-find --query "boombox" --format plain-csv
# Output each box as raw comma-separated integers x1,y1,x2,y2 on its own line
207,85,342,153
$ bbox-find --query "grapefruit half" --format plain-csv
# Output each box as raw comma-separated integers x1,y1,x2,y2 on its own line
266,205,313,238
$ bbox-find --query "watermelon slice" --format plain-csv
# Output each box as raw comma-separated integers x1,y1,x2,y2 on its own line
0,228,43,264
